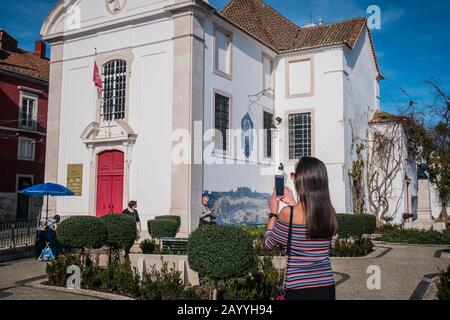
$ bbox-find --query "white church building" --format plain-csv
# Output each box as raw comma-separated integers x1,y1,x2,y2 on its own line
40,0,414,236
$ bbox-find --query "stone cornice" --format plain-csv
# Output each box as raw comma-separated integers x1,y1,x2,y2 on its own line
164,0,216,16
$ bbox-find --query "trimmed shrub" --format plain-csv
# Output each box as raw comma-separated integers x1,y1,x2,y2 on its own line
155,215,181,229
99,214,137,252
148,219,179,238
188,225,256,280
381,229,450,245
337,214,377,239
56,216,107,249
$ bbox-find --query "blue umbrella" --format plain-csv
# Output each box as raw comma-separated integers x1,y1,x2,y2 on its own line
19,183,75,220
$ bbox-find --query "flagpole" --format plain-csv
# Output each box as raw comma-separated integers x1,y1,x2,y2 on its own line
94,48,97,121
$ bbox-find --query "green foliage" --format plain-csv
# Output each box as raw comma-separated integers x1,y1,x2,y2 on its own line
101,259,141,297
239,225,266,240
82,255,103,290
336,214,377,239
221,257,282,300
253,237,283,257
148,219,179,238
46,254,81,287
331,238,374,257
381,229,450,245
401,81,449,223
46,254,140,298
437,264,450,301
99,214,137,252
375,224,403,234
155,215,181,229
140,238,160,254
141,260,193,300
188,225,256,280
56,216,107,249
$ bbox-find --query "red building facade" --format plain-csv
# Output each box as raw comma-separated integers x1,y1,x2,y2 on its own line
0,30,49,222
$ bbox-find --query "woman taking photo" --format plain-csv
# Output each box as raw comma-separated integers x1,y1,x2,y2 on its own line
265,157,337,300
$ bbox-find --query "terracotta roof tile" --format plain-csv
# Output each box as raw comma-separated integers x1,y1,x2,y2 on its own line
0,48,49,82
369,110,408,124
220,0,299,51
220,0,382,77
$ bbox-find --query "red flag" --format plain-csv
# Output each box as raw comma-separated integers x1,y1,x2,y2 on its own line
93,61,103,98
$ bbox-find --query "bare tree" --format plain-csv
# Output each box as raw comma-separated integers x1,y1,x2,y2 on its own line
398,79,449,224
365,119,407,226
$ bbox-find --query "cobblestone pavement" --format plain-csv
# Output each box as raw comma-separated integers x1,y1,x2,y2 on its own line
0,243,448,300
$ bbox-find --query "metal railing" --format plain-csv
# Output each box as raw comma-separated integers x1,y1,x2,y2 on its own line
0,218,39,250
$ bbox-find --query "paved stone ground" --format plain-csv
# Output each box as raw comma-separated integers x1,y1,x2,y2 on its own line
0,259,101,300
0,243,448,300
332,243,449,300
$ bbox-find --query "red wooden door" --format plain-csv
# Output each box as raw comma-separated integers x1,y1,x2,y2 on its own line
96,150,124,217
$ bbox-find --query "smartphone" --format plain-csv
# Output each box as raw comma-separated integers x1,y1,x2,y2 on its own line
275,175,285,197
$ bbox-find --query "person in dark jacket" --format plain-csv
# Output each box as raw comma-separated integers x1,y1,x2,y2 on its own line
122,201,141,237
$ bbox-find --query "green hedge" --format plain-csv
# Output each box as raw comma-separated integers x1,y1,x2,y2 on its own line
155,215,181,229
337,214,377,239
148,219,179,238
56,216,107,249
188,225,256,280
332,238,374,257
381,229,450,245
99,214,137,251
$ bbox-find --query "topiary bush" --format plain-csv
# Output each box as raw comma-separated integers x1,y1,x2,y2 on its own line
337,214,377,239
56,216,107,249
155,215,181,229
99,214,137,252
188,225,256,280
148,219,179,238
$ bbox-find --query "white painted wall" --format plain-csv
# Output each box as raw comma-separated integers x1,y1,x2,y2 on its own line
203,17,277,198
51,1,175,230
43,0,394,230
342,28,381,214
275,47,347,213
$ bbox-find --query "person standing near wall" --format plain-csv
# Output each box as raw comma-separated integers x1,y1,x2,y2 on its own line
122,201,142,238
265,157,337,300
199,194,216,226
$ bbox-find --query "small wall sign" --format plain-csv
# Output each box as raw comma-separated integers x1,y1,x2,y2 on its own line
67,164,83,196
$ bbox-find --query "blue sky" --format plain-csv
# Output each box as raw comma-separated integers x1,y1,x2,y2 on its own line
1,0,449,115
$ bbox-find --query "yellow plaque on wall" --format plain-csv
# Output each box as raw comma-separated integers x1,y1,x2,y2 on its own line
67,164,83,196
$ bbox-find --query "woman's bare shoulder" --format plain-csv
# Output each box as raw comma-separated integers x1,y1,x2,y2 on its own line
278,206,292,223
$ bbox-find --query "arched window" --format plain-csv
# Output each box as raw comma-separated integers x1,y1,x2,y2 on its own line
101,59,127,121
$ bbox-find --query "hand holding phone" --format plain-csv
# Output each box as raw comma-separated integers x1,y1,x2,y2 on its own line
275,175,285,197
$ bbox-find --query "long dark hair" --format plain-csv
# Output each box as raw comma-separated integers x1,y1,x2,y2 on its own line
293,157,337,239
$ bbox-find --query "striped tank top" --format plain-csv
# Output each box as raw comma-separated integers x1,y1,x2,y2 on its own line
265,219,334,290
